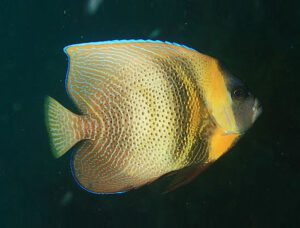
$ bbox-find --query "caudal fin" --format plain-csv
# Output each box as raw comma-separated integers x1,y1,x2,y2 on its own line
44,96,85,158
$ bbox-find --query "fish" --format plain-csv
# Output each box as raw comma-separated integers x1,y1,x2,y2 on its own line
45,40,262,194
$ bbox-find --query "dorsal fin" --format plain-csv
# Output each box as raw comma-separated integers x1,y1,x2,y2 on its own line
63,40,198,114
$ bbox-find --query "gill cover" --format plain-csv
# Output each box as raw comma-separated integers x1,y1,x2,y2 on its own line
201,59,238,134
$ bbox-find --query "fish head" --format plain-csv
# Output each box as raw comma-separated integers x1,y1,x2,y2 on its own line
201,59,262,135
221,63,262,134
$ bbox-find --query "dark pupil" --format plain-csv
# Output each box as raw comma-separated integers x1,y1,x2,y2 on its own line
233,87,247,99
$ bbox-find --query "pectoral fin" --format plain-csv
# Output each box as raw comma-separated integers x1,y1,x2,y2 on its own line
164,162,211,193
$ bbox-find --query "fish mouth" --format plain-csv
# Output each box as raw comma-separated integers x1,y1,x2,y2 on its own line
252,99,262,123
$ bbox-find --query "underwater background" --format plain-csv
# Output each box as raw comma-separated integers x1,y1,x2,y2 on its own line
1,0,299,227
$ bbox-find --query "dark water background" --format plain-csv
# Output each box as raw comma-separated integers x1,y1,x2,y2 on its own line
1,0,299,227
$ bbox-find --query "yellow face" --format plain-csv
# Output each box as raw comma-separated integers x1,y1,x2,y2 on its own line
201,59,262,135
195,58,262,161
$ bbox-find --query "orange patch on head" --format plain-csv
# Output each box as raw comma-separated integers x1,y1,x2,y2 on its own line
208,127,240,161
200,59,238,133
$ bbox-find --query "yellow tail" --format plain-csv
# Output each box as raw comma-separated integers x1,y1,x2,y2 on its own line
44,96,84,158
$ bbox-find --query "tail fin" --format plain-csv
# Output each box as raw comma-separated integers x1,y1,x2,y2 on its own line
44,96,85,158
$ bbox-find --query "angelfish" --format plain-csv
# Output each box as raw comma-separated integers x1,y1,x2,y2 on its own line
45,40,262,194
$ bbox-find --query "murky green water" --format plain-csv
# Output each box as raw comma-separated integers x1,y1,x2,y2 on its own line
1,0,299,227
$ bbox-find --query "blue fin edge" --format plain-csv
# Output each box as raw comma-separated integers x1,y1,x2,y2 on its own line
69,149,127,195
64,50,71,99
63,39,195,54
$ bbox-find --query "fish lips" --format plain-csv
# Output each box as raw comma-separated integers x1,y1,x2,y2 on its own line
252,99,262,124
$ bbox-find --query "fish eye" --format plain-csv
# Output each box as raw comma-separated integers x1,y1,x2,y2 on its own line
232,87,248,100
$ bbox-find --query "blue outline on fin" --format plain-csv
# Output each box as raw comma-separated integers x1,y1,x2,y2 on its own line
64,50,71,99
63,39,196,52
69,149,126,195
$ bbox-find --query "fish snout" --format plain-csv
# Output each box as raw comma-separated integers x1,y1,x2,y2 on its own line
252,99,262,123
